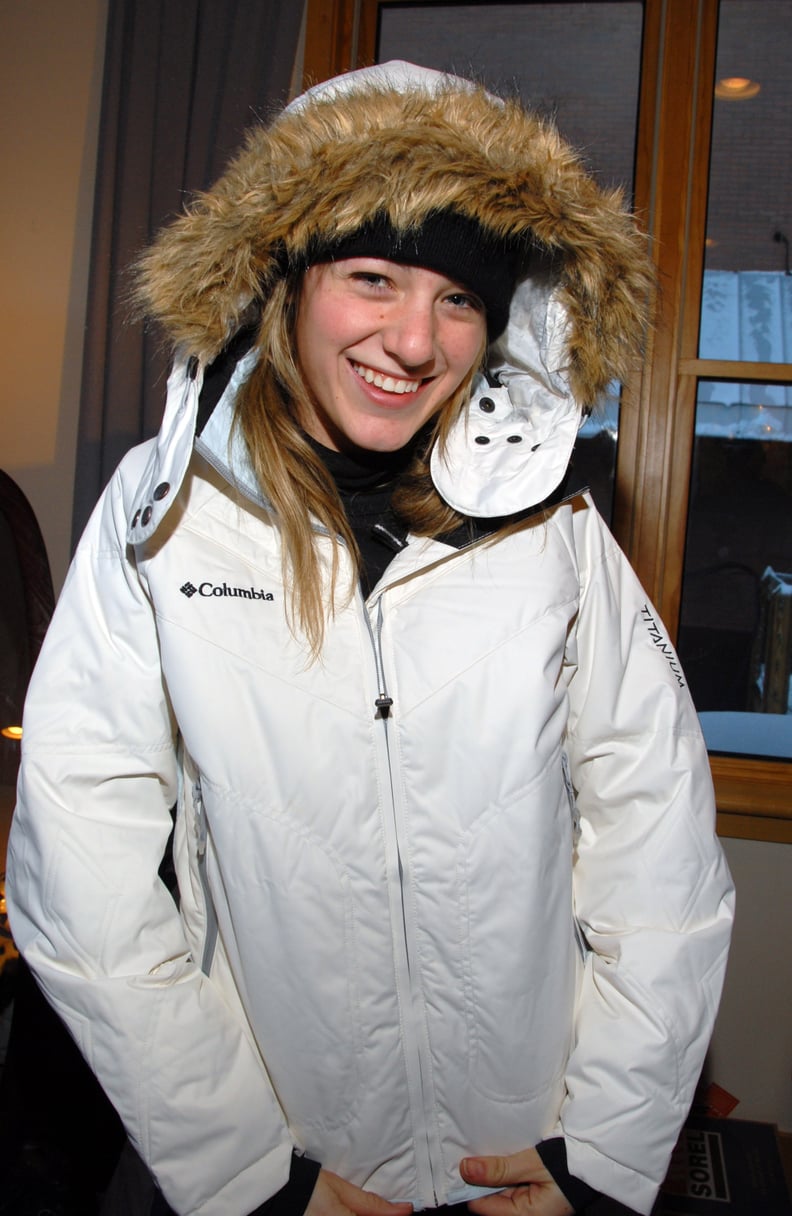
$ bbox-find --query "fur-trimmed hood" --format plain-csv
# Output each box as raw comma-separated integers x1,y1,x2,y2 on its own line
135,61,655,516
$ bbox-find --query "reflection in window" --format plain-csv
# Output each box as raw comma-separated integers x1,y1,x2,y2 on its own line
700,1,791,362
701,272,792,368
677,384,792,756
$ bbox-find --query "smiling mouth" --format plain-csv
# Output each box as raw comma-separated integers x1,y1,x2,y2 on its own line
351,361,423,395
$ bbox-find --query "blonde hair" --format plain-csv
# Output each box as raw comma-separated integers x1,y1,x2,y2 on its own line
235,273,484,656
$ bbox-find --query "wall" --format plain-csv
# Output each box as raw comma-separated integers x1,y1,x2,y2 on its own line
708,836,792,1129
0,0,789,1141
0,0,108,594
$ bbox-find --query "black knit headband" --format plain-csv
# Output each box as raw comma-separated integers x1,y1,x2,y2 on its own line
306,210,526,338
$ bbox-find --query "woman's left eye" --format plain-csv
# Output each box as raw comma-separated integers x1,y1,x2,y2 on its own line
446,292,483,312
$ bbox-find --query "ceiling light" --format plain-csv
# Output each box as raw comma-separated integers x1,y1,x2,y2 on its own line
715,77,761,100
1,725,23,740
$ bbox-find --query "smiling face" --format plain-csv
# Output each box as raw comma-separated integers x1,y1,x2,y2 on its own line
294,258,487,454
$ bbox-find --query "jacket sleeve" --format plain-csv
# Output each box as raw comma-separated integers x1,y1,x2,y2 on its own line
6,449,294,1216
560,495,734,1215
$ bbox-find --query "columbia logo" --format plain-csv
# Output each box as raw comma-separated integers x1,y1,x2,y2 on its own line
180,578,275,602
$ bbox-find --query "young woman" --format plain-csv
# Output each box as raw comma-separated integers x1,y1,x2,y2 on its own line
7,62,733,1216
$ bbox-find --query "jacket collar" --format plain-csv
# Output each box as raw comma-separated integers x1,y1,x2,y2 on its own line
431,274,583,516
125,347,265,547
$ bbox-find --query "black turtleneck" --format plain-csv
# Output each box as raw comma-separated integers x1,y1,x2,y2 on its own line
305,434,413,596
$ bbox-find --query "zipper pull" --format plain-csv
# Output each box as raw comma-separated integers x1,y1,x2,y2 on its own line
372,598,394,718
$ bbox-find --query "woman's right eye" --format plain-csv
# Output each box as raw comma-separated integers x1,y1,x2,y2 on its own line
350,272,389,288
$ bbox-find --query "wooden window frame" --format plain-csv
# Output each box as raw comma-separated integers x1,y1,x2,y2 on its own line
303,0,792,842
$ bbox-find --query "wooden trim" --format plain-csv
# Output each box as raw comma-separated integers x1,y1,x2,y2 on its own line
358,0,380,64
678,2,718,364
713,756,792,842
304,0,428,84
716,811,792,843
679,359,792,382
613,0,719,630
303,0,360,86
712,755,792,816
611,0,661,575
660,1,719,636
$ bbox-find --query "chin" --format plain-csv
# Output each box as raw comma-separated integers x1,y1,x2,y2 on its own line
348,428,418,455
328,410,420,451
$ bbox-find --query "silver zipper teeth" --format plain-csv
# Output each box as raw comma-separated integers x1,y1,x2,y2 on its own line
364,593,438,1205
364,596,393,717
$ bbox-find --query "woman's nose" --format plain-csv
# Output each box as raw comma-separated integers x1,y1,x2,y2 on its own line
382,300,436,369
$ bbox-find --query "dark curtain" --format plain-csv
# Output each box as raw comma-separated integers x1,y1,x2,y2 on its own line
72,0,305,546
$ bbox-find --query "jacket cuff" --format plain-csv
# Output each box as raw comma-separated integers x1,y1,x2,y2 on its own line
536,1138,602,1212
247,1151,321,1216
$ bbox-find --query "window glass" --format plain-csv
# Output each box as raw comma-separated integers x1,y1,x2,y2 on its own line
699,1,792,362
377,1,644,521
678,385,792,757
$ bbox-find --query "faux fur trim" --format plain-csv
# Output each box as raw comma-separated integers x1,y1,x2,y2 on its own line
133,75,654,407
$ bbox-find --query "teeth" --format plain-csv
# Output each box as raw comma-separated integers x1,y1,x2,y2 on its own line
352,363,421,394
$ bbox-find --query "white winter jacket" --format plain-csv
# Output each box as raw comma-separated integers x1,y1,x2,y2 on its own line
8,349,733,1215
8,61,733,1216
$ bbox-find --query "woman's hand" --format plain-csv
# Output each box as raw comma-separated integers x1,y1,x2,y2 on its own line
305,1168,413,1216
461,1148,574,1215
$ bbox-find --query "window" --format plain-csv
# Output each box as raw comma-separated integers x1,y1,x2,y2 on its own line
303,0,792,839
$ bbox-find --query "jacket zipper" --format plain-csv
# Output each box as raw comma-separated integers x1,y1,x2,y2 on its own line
192,777,219,976
363,593,440,1207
